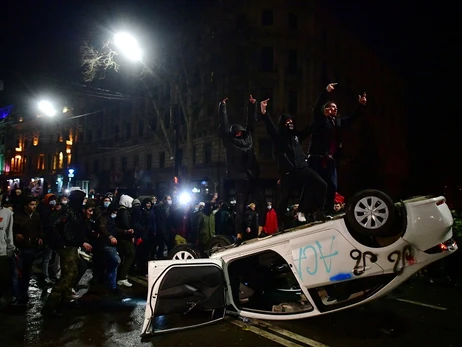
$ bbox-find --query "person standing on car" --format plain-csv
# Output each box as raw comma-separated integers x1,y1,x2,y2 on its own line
260,98,328,231
309,82,367,213
218,95,267,245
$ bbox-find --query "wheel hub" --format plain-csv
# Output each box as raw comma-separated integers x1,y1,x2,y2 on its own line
354,196,389,229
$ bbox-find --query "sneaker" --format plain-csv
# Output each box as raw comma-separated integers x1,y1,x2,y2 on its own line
297,212,307,222
258,231,270,239
117,279,133,287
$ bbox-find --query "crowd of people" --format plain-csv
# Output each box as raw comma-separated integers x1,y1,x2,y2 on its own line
0,81,362,316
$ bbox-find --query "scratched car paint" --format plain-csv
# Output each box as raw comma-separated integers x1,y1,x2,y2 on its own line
141,191,458,337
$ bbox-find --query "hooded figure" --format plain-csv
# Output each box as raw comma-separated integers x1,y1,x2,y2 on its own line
261,99,328,230
218,95,267,244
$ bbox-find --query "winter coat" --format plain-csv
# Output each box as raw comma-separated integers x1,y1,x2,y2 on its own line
218,100,260,180
264,113,312,174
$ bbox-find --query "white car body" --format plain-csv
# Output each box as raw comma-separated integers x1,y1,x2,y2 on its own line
141,194,457,336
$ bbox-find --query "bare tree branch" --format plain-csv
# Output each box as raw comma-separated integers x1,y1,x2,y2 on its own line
80,41,120,83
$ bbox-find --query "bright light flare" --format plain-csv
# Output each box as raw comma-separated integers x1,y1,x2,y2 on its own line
114,32,143,61
178,192,192,206
38,100,57,117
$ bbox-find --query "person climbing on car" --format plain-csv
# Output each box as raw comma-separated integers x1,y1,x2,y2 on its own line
308,82,367,213
218,95,268,245
260,98,328,232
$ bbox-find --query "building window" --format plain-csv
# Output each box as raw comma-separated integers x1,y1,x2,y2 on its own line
288,49,298,75
288,90,298,115
150,116,157,132
37,154,45,170
96,129,102,140
159,151,165,168
164,111,170,129
121,157,127,171
288,13,298,29
204,142,212,164
126,123,131,139
146,154,152,170
260,46,274,72
110,158,115,169
87,129,93,142
134,155,139,169
262,9,273,26
176,148,183,166
94,159,99,173
259,139,274,160
114,125,120,141
58,152,63,169
138,119,144,136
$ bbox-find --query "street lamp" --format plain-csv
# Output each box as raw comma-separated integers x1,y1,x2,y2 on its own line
38,100,57,117
114,32,143,61
68,168,75,189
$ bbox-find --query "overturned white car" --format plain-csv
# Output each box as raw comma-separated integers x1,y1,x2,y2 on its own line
141,189,457,337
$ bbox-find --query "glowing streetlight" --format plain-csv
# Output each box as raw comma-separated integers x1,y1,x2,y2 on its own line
38,100,57,117
114,32,143,61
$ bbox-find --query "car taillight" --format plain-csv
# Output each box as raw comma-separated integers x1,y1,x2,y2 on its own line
425,238,457,254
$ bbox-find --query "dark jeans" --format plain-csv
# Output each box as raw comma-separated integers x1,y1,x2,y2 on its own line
278,167,327,224
11,248,41,300
102,246,121,290
0,256,11,299
308,155,337,212
235,179,267,236
117,240,134,280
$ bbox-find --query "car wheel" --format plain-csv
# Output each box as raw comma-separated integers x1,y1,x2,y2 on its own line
345,189,398,237
204,235,234,254
168,244,202,260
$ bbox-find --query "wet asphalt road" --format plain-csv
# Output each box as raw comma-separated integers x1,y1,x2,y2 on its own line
1,266,461,347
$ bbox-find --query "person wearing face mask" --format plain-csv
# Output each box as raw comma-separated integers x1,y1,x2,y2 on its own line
261,98,328,231
115,194,135,287
59,196,69,207
92,205,122,294
39,194,61,284
154,195,173,259
263,202,278,235
309,83,367,213
218,95,267,245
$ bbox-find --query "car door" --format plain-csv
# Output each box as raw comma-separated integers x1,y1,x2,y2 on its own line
141,259,228,337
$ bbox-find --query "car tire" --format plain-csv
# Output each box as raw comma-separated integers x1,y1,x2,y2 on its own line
345,189,398,237
168,244,202,260
204,235,234,254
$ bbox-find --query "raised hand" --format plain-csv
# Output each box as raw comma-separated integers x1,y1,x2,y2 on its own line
358,92,367,105
249,94,256,104
326,82,338,92
260,98,270,115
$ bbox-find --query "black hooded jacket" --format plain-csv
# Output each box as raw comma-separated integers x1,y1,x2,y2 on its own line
218,100,260,180
52,189,89,248
264,113,312,174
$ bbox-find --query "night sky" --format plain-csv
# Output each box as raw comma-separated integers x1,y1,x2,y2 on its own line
0,0,454,189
